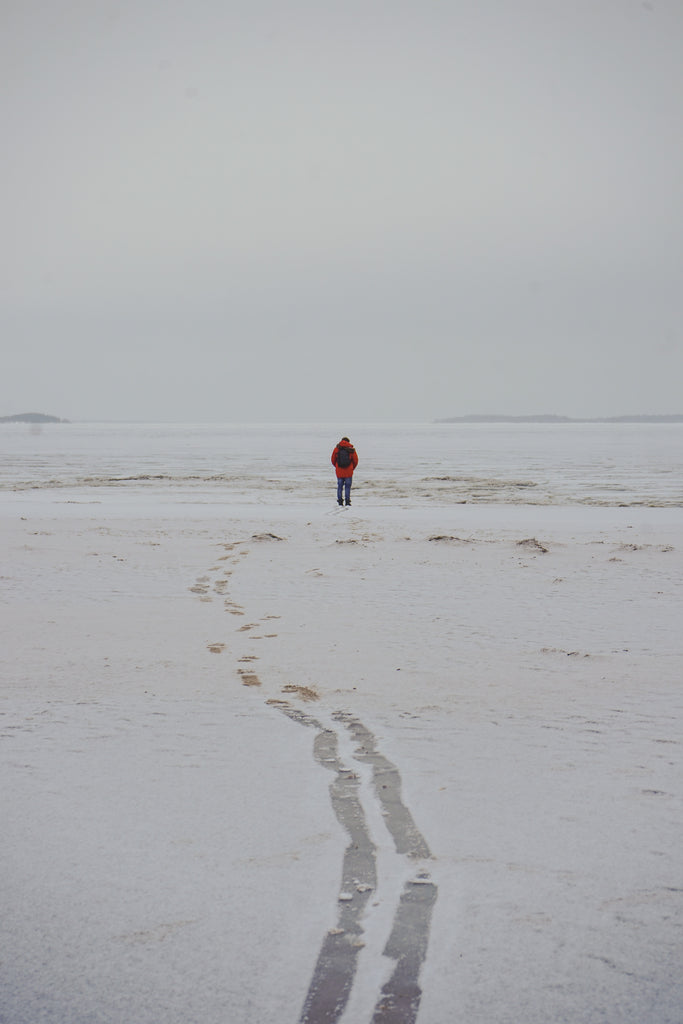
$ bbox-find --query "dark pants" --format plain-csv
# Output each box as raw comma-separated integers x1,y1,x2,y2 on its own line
337,477,352,503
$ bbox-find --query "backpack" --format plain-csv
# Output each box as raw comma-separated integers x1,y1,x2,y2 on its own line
336,445,354,469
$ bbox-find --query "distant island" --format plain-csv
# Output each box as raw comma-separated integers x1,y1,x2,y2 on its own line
0,412,69,424
436,414,683,424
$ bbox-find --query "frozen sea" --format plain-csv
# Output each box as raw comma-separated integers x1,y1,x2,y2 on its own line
2,420,682,509
2,420,682,1024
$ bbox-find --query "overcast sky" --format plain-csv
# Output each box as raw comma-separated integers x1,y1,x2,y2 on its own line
3,0,682,422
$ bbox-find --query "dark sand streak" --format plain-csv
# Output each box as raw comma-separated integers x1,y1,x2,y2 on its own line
336,714,432,860
275,705,437,1024
276,705,377,1024
371,880,438,1024
339,713,438,1023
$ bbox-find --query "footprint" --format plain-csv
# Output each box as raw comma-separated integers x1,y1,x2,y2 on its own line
225,605,245,616
282,684,319,702
238,670,262,687
207,643,226,654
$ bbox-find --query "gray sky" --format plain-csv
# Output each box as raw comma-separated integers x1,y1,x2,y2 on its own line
3,0,682,422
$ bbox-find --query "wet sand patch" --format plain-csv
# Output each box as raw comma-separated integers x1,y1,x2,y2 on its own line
238,670,262,687
282,684,319,702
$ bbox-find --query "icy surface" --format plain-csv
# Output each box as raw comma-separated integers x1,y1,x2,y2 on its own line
1,424,682,1023
1,420,682,506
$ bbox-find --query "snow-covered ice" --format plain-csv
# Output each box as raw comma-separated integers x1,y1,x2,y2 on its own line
1,424,682,1023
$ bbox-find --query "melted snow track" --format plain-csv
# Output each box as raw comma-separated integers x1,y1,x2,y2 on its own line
276,705,437,1024
189,530,438,1021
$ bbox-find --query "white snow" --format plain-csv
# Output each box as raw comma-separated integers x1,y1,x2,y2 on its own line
1,428,682,1023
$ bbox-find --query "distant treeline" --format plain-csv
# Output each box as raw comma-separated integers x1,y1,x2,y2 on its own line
0,413,69,423
436,414,683,424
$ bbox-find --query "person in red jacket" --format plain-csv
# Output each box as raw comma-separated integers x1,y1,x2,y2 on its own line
331,436,359,506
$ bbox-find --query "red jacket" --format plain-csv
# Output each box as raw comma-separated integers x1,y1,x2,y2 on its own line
331,440,358,479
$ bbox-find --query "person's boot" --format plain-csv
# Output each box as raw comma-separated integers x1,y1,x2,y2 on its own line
338,498,343,505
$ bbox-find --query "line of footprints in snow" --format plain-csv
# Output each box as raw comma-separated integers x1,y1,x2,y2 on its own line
188,535,317,702
188,535,438,1024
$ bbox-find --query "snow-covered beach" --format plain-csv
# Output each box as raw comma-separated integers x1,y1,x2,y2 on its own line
2,423,682,1023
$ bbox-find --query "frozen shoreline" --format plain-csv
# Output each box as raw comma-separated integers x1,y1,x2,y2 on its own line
2,499,682,1023
2,420,683,509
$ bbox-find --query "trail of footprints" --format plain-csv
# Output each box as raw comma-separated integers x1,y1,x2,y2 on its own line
189,542,249,616
186,526,681,1021
189,535,437,1024
188,538,286,690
